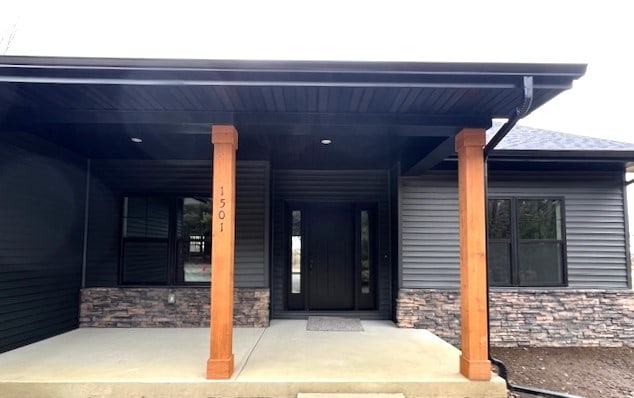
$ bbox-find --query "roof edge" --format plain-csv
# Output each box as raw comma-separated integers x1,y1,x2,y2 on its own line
0,55,588,78
491,149,634,161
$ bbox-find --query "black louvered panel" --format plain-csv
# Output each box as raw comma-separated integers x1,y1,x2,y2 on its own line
122,241,169,284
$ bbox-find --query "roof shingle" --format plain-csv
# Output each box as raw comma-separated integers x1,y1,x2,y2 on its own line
486,122,634,151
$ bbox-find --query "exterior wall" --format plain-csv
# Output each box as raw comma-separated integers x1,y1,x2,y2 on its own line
0,134,86,353
397,288,634,347
400,172,630,289
79,287,270,327
398,170,632,346
85,160,269,288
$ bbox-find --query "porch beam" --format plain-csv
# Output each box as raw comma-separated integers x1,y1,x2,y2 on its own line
5,109,492,129
403,136,455,175
456,128,491,381
207,125,238,379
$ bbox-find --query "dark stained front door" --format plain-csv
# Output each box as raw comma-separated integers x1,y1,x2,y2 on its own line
286,201,377,312
306,203,354,310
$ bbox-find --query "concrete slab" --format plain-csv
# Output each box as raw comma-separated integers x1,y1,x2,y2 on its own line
0,321,507,398
0,327,264,381
298,394,406,398
240,320,467,381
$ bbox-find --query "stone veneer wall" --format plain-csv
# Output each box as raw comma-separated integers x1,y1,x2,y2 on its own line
80,287,269,328
396,288,634,347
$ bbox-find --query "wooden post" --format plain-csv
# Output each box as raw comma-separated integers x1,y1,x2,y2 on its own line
455,128,491,381
207,125,238,379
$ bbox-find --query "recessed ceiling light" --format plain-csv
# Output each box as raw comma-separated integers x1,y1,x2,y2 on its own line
320,139,332,145
131,137,143,143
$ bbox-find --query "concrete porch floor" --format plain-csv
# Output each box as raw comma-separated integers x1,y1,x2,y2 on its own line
0,320,506,398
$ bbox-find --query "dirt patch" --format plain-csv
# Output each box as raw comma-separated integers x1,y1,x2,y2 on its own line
491,347,634,398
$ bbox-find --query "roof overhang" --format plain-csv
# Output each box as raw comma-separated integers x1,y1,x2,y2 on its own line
0,56,586,162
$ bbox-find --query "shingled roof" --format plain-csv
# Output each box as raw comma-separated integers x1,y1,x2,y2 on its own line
487,122,634,152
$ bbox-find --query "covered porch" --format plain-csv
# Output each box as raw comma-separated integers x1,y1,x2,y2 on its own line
0,57,586,391
0,320,507,398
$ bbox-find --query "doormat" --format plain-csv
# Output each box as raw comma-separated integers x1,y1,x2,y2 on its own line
306,316,364,332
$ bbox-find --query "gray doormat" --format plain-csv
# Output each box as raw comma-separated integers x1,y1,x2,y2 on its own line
306,316,364,332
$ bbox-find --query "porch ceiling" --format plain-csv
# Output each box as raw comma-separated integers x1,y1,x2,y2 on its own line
0,56,586,161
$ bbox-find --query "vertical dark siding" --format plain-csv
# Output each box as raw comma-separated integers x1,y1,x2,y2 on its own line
85,160,269,288
0,134,86,353
400,171,630,289
271,170,392,318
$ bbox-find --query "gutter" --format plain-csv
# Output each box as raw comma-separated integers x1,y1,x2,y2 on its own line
484,76,534,156
484,76,584,398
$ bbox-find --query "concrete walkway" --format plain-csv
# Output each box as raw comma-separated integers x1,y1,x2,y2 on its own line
0,320,506,398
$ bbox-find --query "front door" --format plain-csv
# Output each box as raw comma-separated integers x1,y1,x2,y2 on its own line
286,202,376,312
307,203,354,310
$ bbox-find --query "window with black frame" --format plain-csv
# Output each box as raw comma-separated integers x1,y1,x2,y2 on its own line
121,196,211,285
487,198,566,287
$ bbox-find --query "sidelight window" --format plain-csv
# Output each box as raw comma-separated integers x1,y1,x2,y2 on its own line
360,210,371,294
291,210,302,294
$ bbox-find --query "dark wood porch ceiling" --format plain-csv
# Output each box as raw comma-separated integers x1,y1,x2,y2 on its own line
0,57,586,164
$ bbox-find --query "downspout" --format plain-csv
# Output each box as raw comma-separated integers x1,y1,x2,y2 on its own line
485,78,584,398
484,76,534,157
484,76,583,398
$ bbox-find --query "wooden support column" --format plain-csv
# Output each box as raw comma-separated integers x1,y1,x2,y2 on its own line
207,125,238,379
456,128,491,381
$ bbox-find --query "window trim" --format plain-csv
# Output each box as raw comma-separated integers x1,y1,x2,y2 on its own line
119,193,212,286
487,196,568,288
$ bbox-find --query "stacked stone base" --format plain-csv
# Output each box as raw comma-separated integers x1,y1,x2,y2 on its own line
80,287,269,328
396,288,634,347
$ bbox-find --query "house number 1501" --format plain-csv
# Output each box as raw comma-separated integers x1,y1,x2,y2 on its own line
218,186,225,232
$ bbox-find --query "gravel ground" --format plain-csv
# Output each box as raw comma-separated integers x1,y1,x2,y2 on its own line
491,347,634,398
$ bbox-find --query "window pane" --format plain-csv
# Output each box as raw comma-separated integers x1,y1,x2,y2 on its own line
360,210,371,294
518,199,562,240
518,242,563,285
291,236,302,273
180,197,211,282
292,210,301,235
121,197,170,284
122,241,169,284
123,197,169,238
291,210,301,293
488,241,511,285
488,199,511,239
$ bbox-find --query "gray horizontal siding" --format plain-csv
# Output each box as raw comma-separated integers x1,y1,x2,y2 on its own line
401,175,460,288
85,160,269,288
0,134,86,353
401,172,629,289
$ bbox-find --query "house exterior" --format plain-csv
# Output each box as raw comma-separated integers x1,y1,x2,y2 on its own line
1,56,632,381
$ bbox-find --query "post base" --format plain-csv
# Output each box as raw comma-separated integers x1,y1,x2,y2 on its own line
460,355,491,381
206,354,234,379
